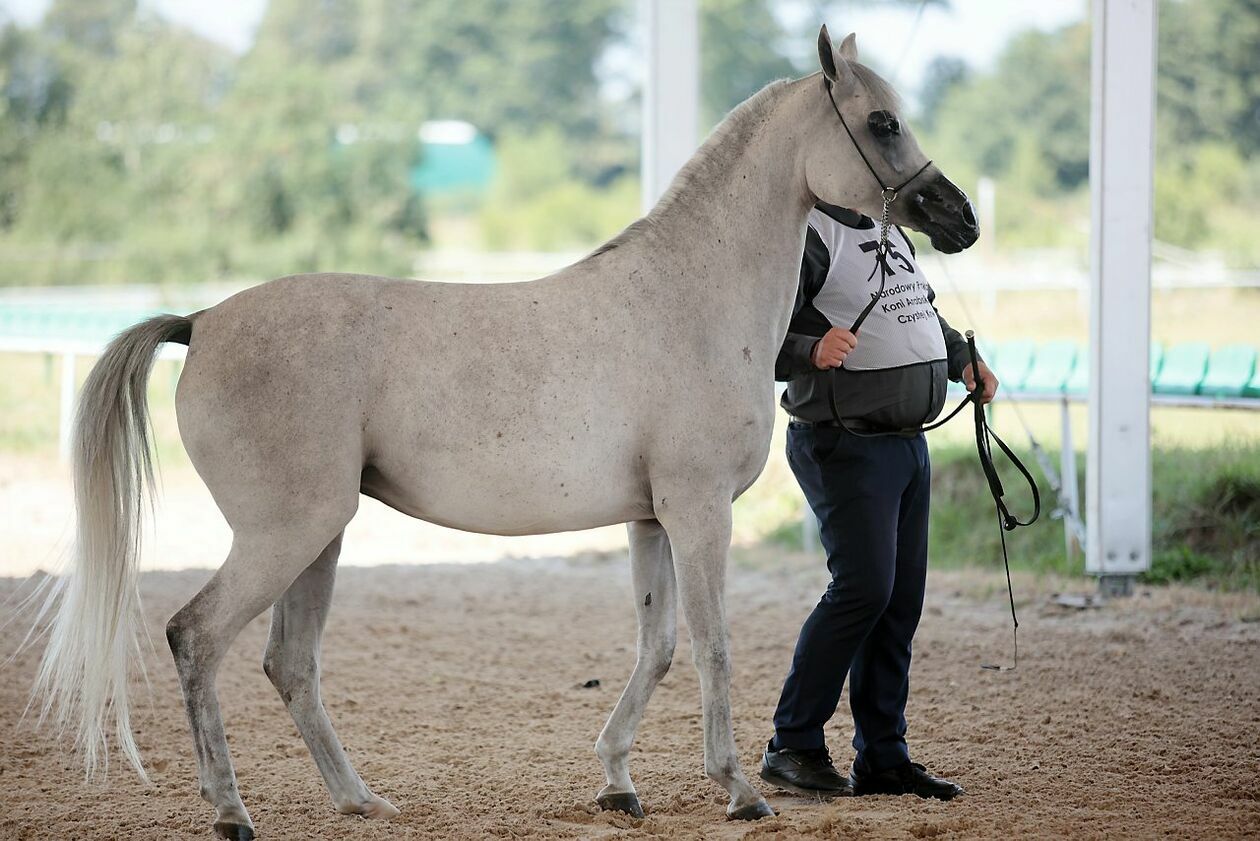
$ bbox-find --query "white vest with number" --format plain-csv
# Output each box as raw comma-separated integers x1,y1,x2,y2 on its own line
806,207,947,371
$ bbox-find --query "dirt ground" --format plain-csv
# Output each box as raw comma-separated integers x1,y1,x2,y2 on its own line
1,550,1258,841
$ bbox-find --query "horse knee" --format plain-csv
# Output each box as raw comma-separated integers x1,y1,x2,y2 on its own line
646,634,676,681
166,611,198,672
263,647,316,707
262,650,293,701
166,612,227,700
165,615,184,657
261,647,283,691
690,638,730,676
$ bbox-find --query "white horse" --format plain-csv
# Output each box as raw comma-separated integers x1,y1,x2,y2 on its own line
31,26,977,838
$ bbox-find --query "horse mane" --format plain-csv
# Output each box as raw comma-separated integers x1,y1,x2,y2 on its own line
584,79,794,260
582,62,898,262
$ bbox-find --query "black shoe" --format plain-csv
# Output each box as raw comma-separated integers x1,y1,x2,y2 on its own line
849,760,964,801
759,740,853,797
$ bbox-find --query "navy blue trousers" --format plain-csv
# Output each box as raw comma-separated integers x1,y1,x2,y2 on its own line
772,422,930,773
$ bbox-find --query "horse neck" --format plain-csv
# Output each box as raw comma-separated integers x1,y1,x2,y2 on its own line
637,80,817,345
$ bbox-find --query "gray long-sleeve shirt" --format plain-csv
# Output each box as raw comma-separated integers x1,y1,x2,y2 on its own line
775,203,975,429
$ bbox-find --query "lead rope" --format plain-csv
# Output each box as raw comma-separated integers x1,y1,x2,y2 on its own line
965,331,1040,671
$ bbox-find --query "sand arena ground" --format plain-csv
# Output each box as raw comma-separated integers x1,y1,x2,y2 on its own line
2,547,1258,840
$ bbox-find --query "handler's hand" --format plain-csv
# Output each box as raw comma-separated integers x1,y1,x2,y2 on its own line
962,360,999,404
811,327,858,369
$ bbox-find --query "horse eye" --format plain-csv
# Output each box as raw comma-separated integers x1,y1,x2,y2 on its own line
868,110,901,139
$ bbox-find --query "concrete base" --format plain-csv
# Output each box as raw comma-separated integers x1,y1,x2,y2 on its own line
1097,574,1136,598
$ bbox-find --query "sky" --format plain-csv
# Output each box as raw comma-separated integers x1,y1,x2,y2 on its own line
0,0,1087,103
779,0,1086,97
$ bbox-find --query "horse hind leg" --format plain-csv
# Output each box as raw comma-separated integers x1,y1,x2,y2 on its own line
166,507,355,841
594,518,678,818
263,531,399,820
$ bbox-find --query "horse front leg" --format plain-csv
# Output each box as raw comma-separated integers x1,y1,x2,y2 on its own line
657,494,773,821
595,518,678,818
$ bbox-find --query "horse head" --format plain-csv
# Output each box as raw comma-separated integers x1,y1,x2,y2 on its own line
803,25,979,254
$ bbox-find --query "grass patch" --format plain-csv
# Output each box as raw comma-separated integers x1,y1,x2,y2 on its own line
1152,464,1260,589
762,440,1260,592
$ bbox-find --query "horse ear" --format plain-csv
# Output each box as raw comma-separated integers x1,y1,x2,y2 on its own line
817,25,855,90
817,25,838,81
839,32,858,62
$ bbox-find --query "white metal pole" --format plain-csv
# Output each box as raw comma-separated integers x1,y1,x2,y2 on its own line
1086,0,1157,590
640,0,699,214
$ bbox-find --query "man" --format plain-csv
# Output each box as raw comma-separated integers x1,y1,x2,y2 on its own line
759,201,997,801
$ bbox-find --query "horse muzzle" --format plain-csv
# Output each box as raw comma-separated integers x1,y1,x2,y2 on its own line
903,174,980,254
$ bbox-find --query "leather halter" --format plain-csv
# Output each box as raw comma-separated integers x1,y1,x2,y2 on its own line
824,77,933,336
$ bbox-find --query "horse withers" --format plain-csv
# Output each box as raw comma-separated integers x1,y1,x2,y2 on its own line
29,26,977,838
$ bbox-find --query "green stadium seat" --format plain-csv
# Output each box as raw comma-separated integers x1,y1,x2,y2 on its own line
1022,340,1078,393
1200,345,1257,398
1246,364,1260,399
1063,342,1165,396
991,340,1035,391
1065,344,1089,395
1153,342,1211,395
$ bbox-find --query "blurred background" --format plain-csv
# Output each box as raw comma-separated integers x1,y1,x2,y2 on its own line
0,0,1256,590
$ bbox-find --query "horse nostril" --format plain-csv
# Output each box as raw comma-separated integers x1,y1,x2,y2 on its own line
962,202,978,227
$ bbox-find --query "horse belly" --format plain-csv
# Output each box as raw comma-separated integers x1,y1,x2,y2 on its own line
361,441,652,535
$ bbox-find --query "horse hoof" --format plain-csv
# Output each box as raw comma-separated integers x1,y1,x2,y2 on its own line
727,799,775,821
596,791,645,819
213,820,256,840
339,794,401,820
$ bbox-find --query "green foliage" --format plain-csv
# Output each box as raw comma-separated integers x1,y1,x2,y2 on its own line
924,444,1083,578
43,0,136,56
700,0,797,130
922,22,1092,252
760,440,1260,591
916,56,968,132
1151,455,1260,589
920,0,1260,262
3,0,1260,277
478,129,638,251
1147,546,1217,585
933,442,1260,590
0,0,636,284
326,0,626,140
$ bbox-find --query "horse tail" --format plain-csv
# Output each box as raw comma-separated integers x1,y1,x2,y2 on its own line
30,313,193,780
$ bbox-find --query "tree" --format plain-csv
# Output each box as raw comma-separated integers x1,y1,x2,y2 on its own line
1158,0,1260,156
254,0,626,140
917,55,968,131
700,0,797,129
0,23,73,229
42,0,136,56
